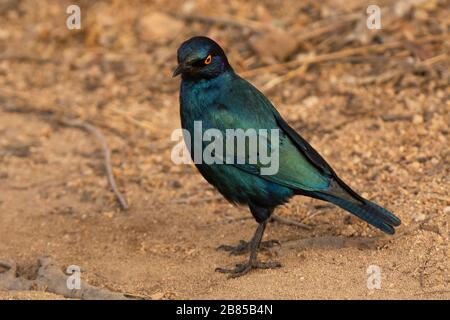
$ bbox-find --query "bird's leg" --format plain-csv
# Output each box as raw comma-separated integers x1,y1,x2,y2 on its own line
215,221,282,278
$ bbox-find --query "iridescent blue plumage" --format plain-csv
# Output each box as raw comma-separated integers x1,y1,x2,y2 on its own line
174,36,401,276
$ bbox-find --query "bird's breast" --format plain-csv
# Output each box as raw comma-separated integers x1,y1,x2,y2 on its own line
180,79,224,128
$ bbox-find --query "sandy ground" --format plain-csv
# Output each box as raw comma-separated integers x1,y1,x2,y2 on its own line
0,0,449,299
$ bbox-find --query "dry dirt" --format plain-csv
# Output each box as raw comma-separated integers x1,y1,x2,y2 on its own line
0,0,449,299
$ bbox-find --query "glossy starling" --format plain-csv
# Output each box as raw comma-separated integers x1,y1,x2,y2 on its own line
173,36,401,277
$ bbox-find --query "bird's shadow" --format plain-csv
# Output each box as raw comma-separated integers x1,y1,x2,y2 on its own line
282,235,382,251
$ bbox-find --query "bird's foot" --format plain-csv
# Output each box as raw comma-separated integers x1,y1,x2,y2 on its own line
217,239,280,256
215,261,282,278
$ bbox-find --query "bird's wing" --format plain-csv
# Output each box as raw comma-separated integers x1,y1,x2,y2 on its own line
203,76,332,191
271,109,334,176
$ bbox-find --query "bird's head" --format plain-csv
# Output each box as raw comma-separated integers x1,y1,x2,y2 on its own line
173,36,232,80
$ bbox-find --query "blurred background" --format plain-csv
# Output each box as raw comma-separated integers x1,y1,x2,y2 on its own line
0,0,448,299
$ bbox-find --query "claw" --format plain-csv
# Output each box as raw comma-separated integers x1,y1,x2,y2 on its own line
215,261,282,278
216,222,282,278
0,260,13,272
216,240,249,255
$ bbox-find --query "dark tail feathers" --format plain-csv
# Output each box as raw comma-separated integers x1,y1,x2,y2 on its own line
313,193,401,235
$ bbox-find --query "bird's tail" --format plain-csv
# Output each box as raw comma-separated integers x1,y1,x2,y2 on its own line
316,193,401,234
300,178,401,234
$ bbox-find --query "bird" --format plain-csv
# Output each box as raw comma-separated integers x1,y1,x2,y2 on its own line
173,36,401,277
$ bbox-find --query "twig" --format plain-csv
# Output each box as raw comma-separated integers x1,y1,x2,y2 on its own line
168,195,224,205
59,118,129,210
381,114,413,122
0,53,57,64
109,108,157,133
293,12,363,43
414,290,450,296
225,216,254,223
177,13,276,32
262,62,310,91
301,210,325,223
241,34,449,78
271,215,312,230
342,68,405,86
427,192,450,203
420,53,449,66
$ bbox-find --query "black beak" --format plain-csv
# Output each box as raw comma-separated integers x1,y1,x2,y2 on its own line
172,63,184,77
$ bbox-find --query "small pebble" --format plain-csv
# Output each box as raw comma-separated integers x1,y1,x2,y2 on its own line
412,114,423,124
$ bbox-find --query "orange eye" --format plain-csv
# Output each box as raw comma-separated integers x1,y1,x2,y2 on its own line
204,54,212,65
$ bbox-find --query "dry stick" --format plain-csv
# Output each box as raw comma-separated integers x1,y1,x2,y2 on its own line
381,114,413,122
271,215,312,230
344,68,405,86
414,290,450,296
293,12,363,43
354,53,450,87
241,34,449,78
59,119,129,210
301,210,325,223
420,53,449,66
169,195,224,205
262,62,309,91
427,192,450,203
252,35,448,90
177,13,276,32
180,11,361,39
0,53,56,64
110,108,156,133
